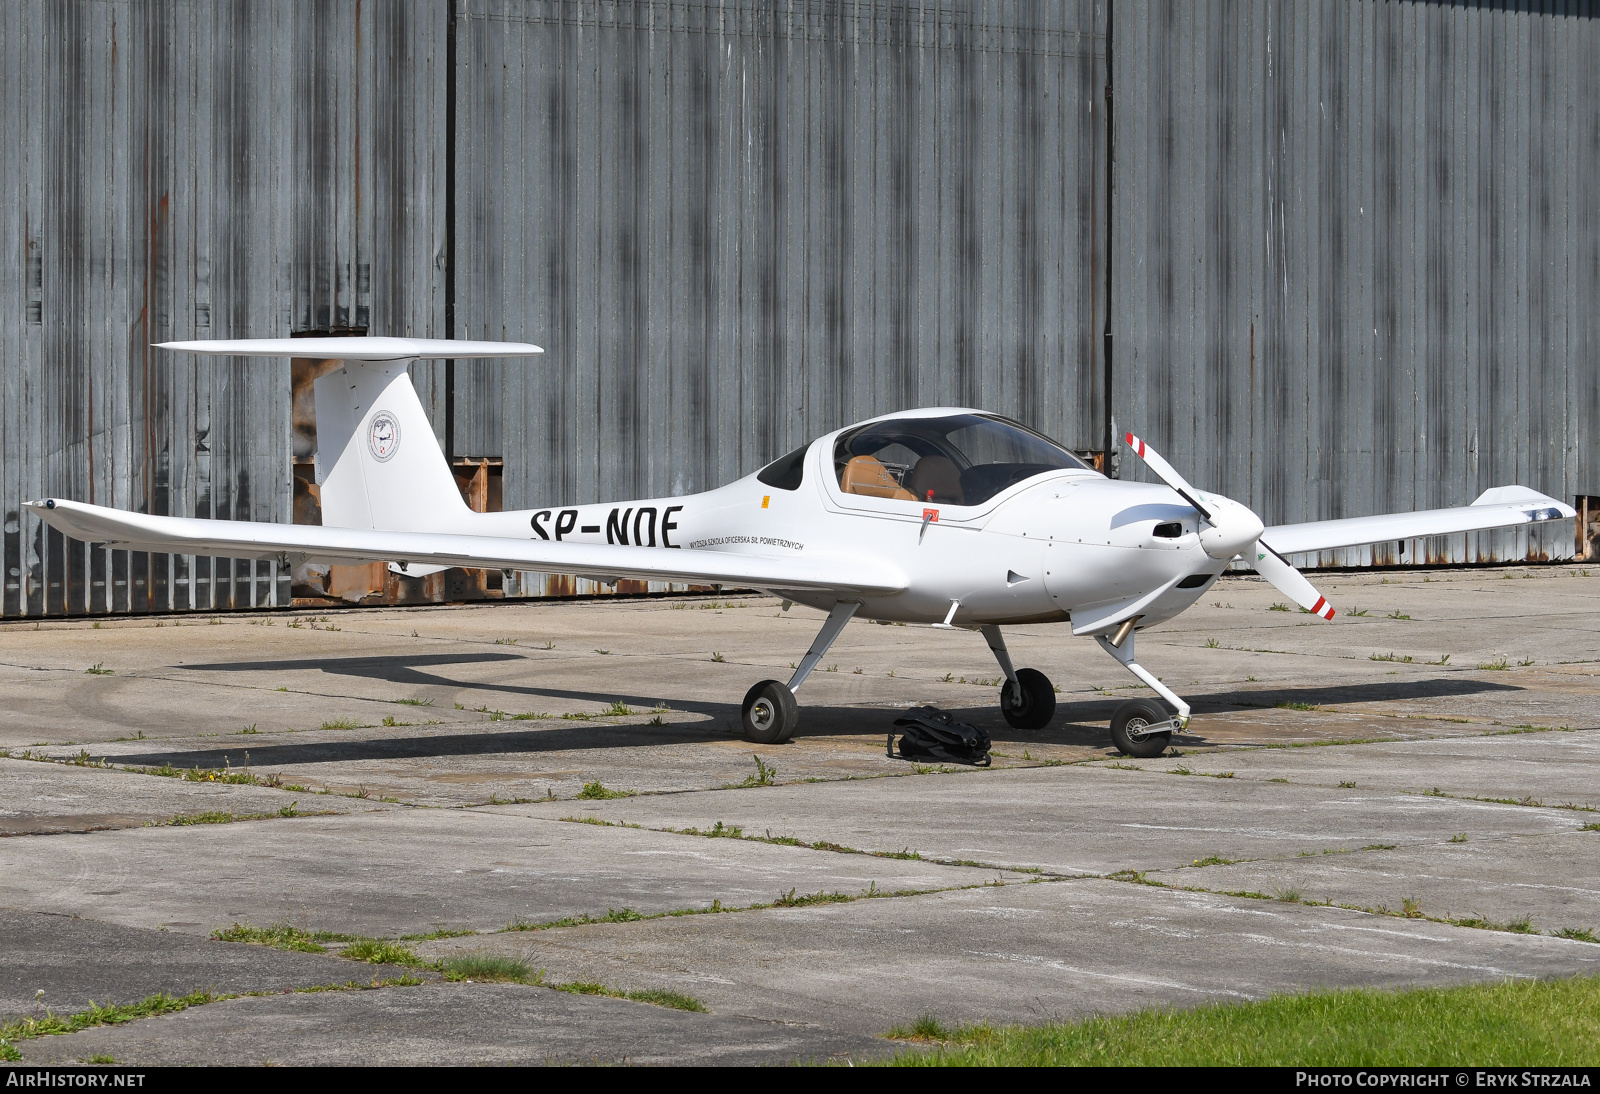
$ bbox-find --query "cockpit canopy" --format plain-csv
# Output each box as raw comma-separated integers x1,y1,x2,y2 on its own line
833,412,1092,507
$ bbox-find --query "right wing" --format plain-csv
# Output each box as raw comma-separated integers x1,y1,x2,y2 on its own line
1264,486,1574,556
26,498,906,596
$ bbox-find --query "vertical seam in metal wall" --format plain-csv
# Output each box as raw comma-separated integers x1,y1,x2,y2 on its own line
442,0,456,461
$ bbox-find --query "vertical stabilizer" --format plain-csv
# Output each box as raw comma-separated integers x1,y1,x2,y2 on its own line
313,363,470,532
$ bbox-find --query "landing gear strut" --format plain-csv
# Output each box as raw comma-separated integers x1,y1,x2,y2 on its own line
1096,627,1188,757
983,625,1056,730
740,601,860,744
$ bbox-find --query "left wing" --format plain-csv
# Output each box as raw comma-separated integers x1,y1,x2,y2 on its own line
1264,486,1574,557
25,498,905,596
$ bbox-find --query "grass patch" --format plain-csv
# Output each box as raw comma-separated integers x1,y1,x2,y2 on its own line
1369,652,1414,663
319,718,361,731
441,953,539,983
1478,658,1511,671
507,907,652,931
168,811,234,826
340,939,426,966
1554,927,1598,943
576,780,635,800
212,922,354,953
882,977,1600,1065
1448,915,1537,935
774,888,853,908
1,991,218,1048
556,981,707,1012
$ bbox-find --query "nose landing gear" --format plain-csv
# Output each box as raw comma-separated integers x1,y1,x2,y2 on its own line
1096,630,1189,757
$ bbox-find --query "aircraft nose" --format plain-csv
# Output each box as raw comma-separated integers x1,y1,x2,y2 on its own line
1198,494,1265,559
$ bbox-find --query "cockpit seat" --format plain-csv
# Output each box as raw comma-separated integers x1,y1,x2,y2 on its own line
907,455,964,504
841,455,917,500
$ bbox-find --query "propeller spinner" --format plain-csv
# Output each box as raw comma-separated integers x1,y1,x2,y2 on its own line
1124,432,1335,621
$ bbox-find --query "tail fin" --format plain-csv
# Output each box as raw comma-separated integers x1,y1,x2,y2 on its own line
313,362,466,532
155,337,543,533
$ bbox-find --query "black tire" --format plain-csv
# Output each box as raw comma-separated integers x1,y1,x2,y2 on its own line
741,679,799,744
1000,667,1057,730
1109,698,1173,758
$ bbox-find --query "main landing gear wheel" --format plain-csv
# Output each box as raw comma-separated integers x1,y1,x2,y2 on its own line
1109,698,1173,758
741,679,799,744
1000,668,1057,730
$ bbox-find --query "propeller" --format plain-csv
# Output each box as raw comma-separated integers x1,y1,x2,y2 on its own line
1124,432,1335,621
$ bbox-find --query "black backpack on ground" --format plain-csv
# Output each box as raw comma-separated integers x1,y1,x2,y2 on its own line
891,706,992,767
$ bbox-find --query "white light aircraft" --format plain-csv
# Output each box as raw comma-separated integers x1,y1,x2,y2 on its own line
29,338,1576,756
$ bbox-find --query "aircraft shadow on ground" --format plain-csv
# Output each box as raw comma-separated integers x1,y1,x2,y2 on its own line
126,653,1532,770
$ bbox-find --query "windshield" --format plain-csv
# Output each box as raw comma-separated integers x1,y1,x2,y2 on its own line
833,413,1090,506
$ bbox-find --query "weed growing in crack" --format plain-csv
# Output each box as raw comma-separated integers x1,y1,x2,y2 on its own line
576,780,634,800
740,755,777,787
339,939,426,966
168,812,234,826
212,923,354,953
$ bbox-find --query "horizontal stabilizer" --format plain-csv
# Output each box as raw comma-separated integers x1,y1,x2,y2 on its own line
157,337,543,361
25,499,906,597
1264,488,1574,557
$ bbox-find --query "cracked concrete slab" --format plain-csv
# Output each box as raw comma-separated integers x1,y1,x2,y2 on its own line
513,762,1588,876
414,878,1600,1036
1088,730,1600,808
0,758,395,835
0,910,432,1021
0,808,1017,938
14,981,888,1066
1146,831,1600,931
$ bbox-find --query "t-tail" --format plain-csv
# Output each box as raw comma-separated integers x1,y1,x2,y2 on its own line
157,338,542,536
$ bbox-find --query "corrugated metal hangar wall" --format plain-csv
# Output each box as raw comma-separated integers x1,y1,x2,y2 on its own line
0,0,1594,617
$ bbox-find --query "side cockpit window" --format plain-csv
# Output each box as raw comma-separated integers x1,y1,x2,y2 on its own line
756,444,808,491
834,413,1090,506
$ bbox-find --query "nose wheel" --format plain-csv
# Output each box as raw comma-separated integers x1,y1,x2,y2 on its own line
1109,698,1173,758
1000,668,1056,730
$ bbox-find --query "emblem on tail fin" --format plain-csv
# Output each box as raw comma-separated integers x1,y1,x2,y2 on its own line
367,412,401,462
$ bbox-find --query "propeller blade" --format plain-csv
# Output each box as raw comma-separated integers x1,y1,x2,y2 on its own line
1123,432,1212,520
1252,538,1336,620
